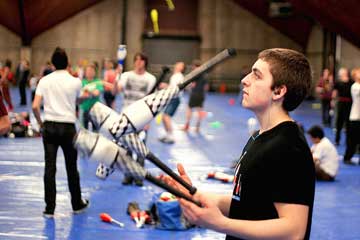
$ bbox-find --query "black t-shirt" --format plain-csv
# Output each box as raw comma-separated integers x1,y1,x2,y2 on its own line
226,121,315,240
190,74,207,97
334,80,353,98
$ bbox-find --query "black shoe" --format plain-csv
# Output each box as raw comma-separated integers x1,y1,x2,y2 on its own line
43,210,54,218
159,137,174,144
122,176,133,185
134,179,143,187
73,199,90,214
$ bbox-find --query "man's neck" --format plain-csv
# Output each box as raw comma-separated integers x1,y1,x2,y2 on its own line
256,106,292,134
135,68,145,75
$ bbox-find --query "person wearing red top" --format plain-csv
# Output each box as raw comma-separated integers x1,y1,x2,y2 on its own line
0,59,14,111
103,59,117,109
316,68,334,127
0,91,10,135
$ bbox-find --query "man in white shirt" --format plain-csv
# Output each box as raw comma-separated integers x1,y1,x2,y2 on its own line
117,52,156,186
32,47,89,218
159,62,185,144
117,53,156,108
307,125,339,180
344,68,360,164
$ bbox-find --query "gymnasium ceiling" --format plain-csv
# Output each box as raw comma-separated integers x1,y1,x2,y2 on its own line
0,0,102,45
233,0,360,49
0,0,359,49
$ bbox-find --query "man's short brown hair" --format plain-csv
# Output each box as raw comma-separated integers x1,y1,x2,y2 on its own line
258,48,312,112
134,52,148,68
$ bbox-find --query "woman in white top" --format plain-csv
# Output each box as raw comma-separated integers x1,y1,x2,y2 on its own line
344,68,360,164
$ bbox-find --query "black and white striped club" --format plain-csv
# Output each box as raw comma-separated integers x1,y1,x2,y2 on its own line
73,129,200,206
89,103,197,194
122,133,197,194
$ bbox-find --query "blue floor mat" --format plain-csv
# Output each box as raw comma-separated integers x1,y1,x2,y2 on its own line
0,88,359,239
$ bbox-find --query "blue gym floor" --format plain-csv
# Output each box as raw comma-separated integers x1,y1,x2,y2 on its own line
0,87,359,239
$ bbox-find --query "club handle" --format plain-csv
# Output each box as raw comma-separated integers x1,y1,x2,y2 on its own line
147,152,197,195
112,219,125,227
145,173,201,207
178,48,236,90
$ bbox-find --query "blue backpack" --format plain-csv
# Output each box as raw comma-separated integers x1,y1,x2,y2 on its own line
149,192,193,230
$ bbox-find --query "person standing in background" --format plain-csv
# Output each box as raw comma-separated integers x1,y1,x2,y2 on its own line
29,74,39,102
159,62,185,144
103,59,117,109
343,68,360,165
32,47,89,218
41,61,54,77
80,64,104,130
0,59,14,111
16,60,30,106
182,60,209,133
332,68,353,146
117,52,156,186
316,68,334,127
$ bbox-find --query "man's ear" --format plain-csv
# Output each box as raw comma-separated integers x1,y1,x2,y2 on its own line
272,85,287,98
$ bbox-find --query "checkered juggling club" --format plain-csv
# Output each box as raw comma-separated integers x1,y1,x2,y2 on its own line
89,101,197,194
121,133,197,195
89,48,236,141
73,129,200,206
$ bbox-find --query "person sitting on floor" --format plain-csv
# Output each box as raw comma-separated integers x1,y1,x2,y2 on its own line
307,125,339,181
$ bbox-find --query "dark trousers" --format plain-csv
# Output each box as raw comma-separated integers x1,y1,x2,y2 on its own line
335,101,352,144
82,110,90,130
19,80,27,105
103,91,115,108
31,90,36,102
315,163,335,181
321,98,331,126
344,121,360,161
42,121,82,212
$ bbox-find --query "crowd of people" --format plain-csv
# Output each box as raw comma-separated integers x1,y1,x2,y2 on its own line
0,46,359,239
315,67,360,166
0,47,210,216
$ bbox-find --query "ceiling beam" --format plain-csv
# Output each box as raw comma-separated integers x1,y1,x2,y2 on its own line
18,0,30,45
290,0,360,48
